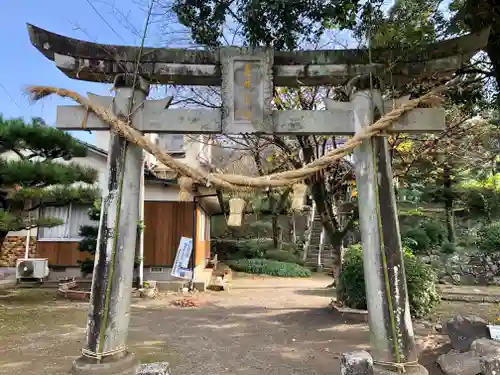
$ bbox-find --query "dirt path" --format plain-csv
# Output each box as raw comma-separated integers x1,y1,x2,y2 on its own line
0,275,487,375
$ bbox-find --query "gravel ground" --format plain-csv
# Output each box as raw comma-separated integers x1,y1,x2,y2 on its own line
0,275,497,375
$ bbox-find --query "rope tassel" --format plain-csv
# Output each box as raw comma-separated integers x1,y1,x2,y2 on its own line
178,177,194,202
227,198,246,228
291,183,307,211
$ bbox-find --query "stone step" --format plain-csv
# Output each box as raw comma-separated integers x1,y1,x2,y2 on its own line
305,254,336,261
306,259,336,262
306,250,335,255
305,248,335,253
306,246,335,251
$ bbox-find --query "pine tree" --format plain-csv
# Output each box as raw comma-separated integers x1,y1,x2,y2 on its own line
78,200,100,275
78,199,141,275
0,115,99,249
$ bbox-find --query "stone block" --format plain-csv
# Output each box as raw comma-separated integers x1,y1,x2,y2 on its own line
340,350,373,375
192,281,206,292
480,355,500,375
144,280,157,288
444,315,490,352
437,350,481,375
156,281,187,292
471,338,500,357
137,362,171,375
139,287,158,299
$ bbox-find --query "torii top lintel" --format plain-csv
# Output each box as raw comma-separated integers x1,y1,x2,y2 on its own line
27,23,489,87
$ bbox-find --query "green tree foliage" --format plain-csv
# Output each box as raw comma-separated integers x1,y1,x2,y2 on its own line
476,221,500,254
337,245,440,318
394,116,500,246
77,200,101,274
172,0,371,50
0,115,99,248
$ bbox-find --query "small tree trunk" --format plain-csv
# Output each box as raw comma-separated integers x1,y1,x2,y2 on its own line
0,194,9,256
443,164,456,244
0,231,8,255
487,29,500,98
332,246,343,290
272,215,279,249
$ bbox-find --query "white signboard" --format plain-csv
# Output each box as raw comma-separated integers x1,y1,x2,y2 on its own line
171,237,193,280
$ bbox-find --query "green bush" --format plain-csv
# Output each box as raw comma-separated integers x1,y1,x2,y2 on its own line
212,239,273,260
477,222,500,254
401,236,418,250
265,249,304,264
422,220,446,247
234,239,274,259
440,241,456,254
227,259,312,277
78,258,95,276
337,244,440,319
403,227,431,252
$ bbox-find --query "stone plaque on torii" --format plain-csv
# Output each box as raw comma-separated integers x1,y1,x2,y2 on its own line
27,24,489,375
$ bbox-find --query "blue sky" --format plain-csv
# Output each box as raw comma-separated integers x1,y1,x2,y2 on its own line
0,0,156,145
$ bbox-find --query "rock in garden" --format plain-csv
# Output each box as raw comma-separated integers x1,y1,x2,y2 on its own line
444,315,490,352
137,362,171,375
340,351,373,375
139,287,158,299
480,355,500,375
471,338,500,357
437,351,481,375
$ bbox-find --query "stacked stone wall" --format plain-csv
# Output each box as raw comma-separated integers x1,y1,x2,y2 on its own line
0,236,37,266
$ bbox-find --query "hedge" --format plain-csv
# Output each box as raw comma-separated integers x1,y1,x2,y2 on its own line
227,259,312,277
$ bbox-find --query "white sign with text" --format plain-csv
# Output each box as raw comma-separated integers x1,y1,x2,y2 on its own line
171,237,193,280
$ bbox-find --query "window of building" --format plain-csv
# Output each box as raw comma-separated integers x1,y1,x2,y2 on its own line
38,203,97,241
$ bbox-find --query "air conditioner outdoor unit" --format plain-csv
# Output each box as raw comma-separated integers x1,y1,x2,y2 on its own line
16,258,50,281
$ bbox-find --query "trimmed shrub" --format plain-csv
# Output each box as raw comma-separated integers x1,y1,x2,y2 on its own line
440,241,456,254
477,222,500,254
265,249,304,264
422,220,446,247
403,227,431,252
227,259,312,277
211,240,240,260
337,244,440,319
212,238,274,260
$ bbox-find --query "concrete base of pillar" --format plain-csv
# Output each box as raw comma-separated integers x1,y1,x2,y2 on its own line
374,362,429,375
71,352,140,375
340,350,428,375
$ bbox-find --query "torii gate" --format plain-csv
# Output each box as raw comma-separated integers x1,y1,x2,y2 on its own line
27,24,489,375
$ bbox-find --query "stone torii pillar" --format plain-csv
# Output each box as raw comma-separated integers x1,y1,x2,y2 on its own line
326,75,430,375
72,74,150,375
